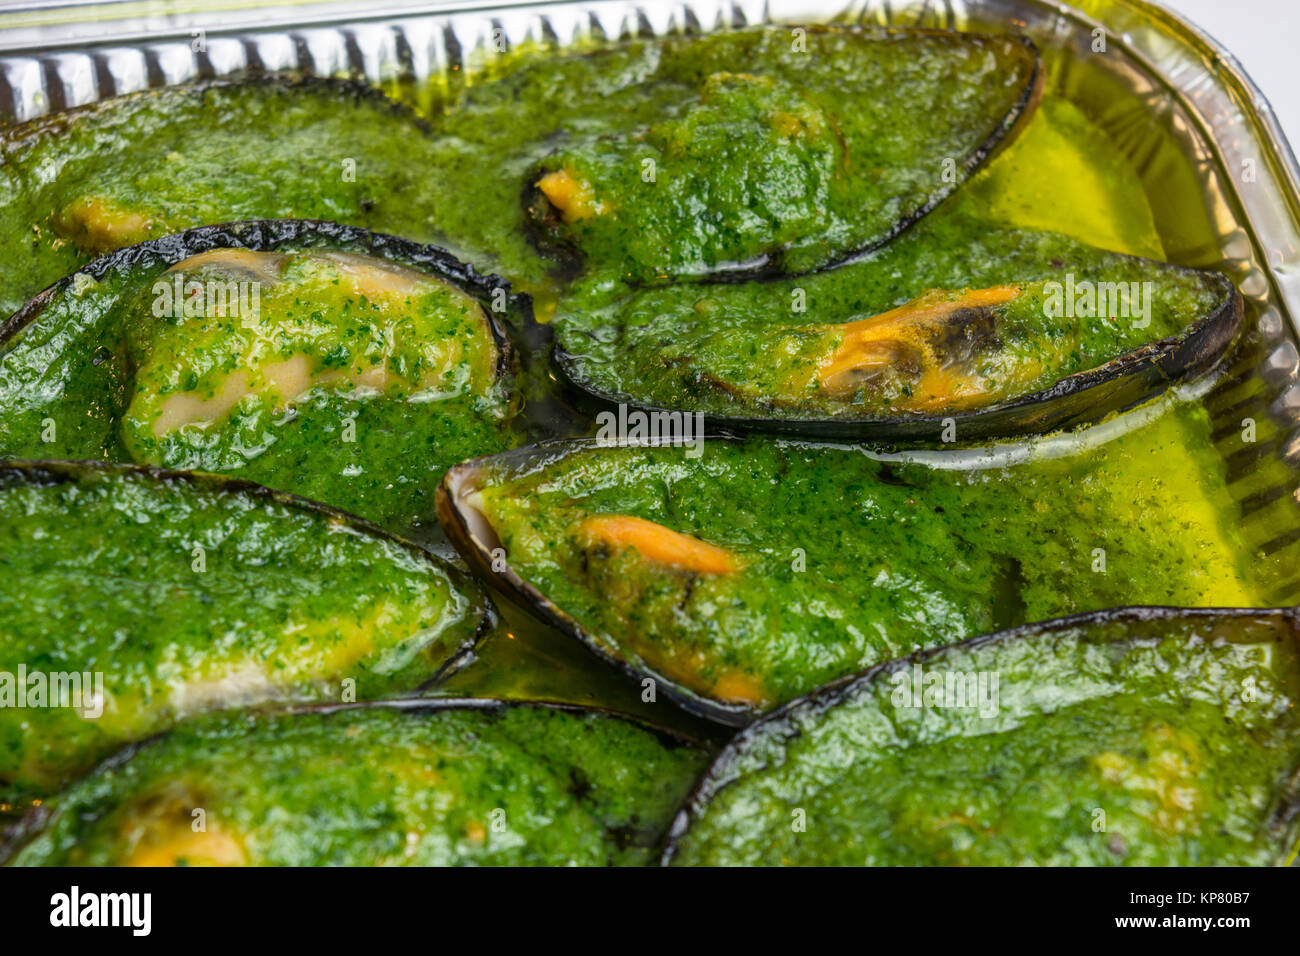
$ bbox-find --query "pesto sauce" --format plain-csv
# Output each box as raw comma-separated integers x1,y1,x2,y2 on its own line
0,28,1033,312
0,79,442,317
0,16,1293,869
0,241,515,536
8,704,709,866
521,28,1036,280
550,209,1227,418
475,402,1264,716
0,464,489,799
398,26,1029,291
667,610,1300,866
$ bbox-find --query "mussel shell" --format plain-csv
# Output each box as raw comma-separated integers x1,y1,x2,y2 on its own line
0,219,529,536
0,696,709,865
660,604,1300,865
0,457,498,678
1,218,524,375
552,267,1243,443
437,438,757,726
0,458,499,802
0,74,438,316
520,24,1044,284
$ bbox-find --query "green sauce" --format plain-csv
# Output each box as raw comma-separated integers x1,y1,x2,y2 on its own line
7,703,709,866
520,28,1036,280
472,402,1265,718
384,25,1031,293
667,609,1300,866
0,463,490,799
551,209,1229,419
0,78,442,317
0,15,1295,869
0,232,516,536
0,28,1034,312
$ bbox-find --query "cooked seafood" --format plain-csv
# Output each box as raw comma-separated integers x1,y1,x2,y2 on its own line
521,26,1041,281
0,77,445,316
0,220,519,534
0,461,492,799
3,700,708,866
664,607,1300,866
439,418,1262,723
551,212,1242,439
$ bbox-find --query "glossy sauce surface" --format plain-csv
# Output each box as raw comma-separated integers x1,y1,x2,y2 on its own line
0,465,489,798
668,611,1300,865
9,704,708,866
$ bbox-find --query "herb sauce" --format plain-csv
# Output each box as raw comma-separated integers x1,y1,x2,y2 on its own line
0,463,489,799
0,231,516,536
667,609,1300,866
0,78,443,317
8,703,708,866
471,403,1268,717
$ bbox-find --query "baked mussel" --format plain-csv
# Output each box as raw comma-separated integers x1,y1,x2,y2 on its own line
0,76,446,316
2,699,709,866
438,428,1258,724
663,606,1300,866
520,25,1041,282
551,212,1243,441
0,460,493,801
0,220,520,536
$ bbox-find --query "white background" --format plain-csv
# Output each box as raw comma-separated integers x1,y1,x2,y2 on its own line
1159,0,1299,152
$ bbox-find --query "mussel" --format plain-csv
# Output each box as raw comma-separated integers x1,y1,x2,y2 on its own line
0,76,446,316
437,427,1258,725
521,25,1041,282
0,460,493,800
551,212,1243,441
2,699,709,866
0,219,521,536
663,606,1300,866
